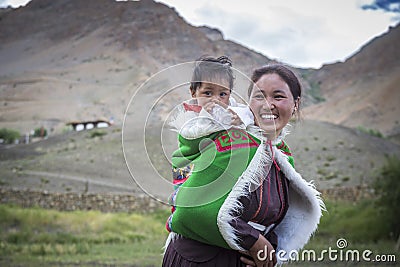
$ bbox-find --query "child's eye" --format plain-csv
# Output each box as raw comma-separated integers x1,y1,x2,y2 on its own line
220,92,228,97
203,91,212,96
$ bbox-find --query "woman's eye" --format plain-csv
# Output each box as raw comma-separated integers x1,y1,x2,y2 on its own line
275,95,285,99
253,94,264,99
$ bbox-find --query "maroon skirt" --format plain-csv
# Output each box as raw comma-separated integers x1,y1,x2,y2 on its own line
162,236,248,267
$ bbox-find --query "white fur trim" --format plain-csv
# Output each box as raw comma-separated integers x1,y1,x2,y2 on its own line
217,133,325,260
272,146,325,263
217,142,273,250
163,232,180,255
169,101,242,139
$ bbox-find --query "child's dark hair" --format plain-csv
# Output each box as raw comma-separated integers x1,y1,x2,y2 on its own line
190,56,234,95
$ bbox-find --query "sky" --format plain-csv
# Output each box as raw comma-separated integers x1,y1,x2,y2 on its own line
1,0,399,68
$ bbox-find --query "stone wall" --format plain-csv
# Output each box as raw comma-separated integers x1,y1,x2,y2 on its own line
0,188,167,213
0,186,374,213
320,185,374,202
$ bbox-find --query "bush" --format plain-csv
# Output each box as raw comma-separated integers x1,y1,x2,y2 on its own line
0,128,20,144
33,127,47,138
373,156,400,239
88,129,107,139
357,126,384,138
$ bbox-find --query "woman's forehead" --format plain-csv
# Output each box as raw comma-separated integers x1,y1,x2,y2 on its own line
253,74,290,91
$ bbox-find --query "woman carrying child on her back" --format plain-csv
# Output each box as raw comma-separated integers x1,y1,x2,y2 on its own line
163,56,324,267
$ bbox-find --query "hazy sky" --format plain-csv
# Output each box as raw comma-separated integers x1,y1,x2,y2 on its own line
1,0,399,68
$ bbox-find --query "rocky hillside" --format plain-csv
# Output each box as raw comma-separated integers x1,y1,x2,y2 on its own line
2,0,397,138
1,0,399,197
304,24,400,139
0,0,278,135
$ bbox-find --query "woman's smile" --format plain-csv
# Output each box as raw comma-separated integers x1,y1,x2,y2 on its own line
249,73,296,139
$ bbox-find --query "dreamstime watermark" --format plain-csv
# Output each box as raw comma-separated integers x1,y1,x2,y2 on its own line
257,238,397,263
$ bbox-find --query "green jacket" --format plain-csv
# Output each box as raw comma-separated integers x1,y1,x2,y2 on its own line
170,128,261,248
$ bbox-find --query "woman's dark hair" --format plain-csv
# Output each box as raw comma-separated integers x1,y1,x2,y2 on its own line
248,64,301,99
190,56,234,95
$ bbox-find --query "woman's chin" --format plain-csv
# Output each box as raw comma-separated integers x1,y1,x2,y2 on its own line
259,126,277,138
258,120,275,129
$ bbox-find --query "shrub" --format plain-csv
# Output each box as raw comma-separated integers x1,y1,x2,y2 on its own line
357,126,384,138
33,127,47,138
373,156,400,239
88,129,107,138
0,128,20,144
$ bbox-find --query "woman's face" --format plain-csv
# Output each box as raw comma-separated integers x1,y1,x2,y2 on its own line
249,73,296,139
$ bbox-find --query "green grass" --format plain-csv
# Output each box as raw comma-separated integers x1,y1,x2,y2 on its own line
290,199,399,266
318,199,393,242
1,199,399,266
0,204,170,266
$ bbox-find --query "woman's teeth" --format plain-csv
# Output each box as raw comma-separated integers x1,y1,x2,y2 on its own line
261,114,277,120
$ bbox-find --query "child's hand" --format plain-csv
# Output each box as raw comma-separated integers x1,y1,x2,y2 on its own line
202,101,218,114
203,99,243,126
229,109,243,126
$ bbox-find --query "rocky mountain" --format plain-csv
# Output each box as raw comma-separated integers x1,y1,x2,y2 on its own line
304,24,400,139
2,0,398,138
0,0,277,135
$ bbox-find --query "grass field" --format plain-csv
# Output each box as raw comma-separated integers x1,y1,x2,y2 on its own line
0,204,170,266
0,199,398,266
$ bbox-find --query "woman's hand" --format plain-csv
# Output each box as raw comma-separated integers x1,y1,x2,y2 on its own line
239,250,256,266
246,234,277,267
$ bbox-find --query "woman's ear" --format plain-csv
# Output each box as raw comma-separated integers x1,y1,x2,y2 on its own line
294,97,300,110
292,97,300,115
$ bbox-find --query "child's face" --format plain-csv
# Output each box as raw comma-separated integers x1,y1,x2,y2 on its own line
192,80,231,107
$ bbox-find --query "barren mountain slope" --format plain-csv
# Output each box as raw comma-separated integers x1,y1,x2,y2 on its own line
0,0,278,135
304,24,400,137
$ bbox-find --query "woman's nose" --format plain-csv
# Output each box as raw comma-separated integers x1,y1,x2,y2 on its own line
263,97,275,110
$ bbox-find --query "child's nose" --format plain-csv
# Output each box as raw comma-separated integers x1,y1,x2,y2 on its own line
211,95,219,101
216,95,224,101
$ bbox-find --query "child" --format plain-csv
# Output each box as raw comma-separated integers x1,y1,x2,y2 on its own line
166,55,254,239
168,55,253,191
169,55,254,142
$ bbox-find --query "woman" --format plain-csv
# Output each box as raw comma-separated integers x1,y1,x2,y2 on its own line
163,64,324,267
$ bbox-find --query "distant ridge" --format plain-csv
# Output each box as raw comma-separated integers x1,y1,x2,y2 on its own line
0,0,275,133
305,24,400,137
